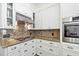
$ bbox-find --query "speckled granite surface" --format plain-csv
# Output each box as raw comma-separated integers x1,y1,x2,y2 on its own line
0,38,32,48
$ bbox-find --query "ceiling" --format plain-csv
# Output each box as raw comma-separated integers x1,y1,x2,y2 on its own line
31,3,58,12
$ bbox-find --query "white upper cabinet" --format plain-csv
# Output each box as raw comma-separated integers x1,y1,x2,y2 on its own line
0,3,15,29
35,11,43,29
14,3,33,20
35,4,60,29
61,3,79,18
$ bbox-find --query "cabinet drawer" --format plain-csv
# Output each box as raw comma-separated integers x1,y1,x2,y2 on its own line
25,50,36,56
37,39,59,47
8,50,21,56
20,47,30,56
7,44,20,53
62,48,79,56
37,41,59,49
21,40,36,47
37,45,59,55
25,45,36,52
62,44,79,52
37,48,56,56
47,47,59,55
7,52,14,56
36,39,50,45
20,47,35,56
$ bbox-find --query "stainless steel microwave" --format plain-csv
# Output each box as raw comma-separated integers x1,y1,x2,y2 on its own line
63,16,79,44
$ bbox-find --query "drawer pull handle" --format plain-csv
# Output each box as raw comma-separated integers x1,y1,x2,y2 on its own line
25,43,27,45
18,51,20,53
39,52,42,54
67,47,73,49
11,47,16,50
24,50,28,52
40,41,42,42
39,46,42,48
49,49,53,51
50,42,53,44
32,46,34,48
32,53,34,55
14,47,16,49
32,41,34,42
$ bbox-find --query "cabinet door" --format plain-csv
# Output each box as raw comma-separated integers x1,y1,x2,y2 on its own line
20,45,32,56
62,48,79,56
0,3,15,28
61,3,79,18
1,48,8,56
37,48,55,56
14,3,33,19
1,3,7,28
7,50,21,56
36,39,59,56
35,11,43,28
42,4,60,29
25,50,35,56
7,52,14,56
7,44,21,53
35,4,60,29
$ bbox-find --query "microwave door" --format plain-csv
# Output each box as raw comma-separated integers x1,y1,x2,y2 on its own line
64,24,79,38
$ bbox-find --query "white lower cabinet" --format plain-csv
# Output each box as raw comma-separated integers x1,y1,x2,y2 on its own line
20,39,36,56
0,39,36,56
62,48,79,56
37,48,55,56
36,39,60,56
8,52,14,56
1,39,79,56
20,48,31,56
26,50,36,56
61,43,79,56
20,45,36,56
8,51,21,56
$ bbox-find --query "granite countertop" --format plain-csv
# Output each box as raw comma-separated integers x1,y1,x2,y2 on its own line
0,35,59,48
0,37,59,48
0,37,32,48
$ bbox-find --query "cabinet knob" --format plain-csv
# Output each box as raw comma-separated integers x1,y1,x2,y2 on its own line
67,46,73,49
18,51,20,53
32,41,34,42
32,53,34,55
49,49,53,51
39,46,42,48
40,41,42,42
25,43,27,45
39,52,42,54
13,47,16,49
49,42,53,44
11,47,16,50
24,50,28,52
32,46,34,48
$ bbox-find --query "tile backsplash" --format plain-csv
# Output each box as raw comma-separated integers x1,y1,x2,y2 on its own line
29,29,60,41
10,20,60,42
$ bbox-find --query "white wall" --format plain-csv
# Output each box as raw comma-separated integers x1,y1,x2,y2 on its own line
32,3,58,12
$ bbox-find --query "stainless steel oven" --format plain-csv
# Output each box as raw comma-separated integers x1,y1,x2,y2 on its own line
63,16,79,44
